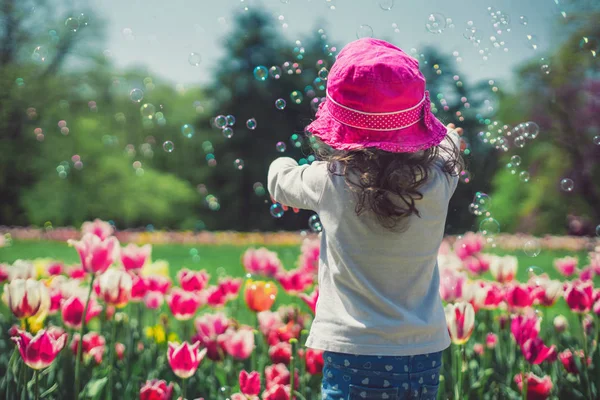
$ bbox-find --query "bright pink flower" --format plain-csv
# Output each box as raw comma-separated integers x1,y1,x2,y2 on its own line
167,341,207,379
305,348,324,375
146,275,171,294
115,342,125,360
219,327,254,360
505,283,534,309
486,333,498,349
454,232,485,260
140,379,174,400
61,295,103,330
144,291,164,310
47,262,64,276
439,270,466,303
239,370,261,396
298,286,318,314
81,219,114,240
579,266,595,281
514,373,552,400
594,299,600,316
68,233,120,274
0,264,8,283
511,313,540,346
473,343,484,355
277,269,313,294
68,265,86,280
298,238,320,274
489,255,518,283
120,243,152,272
531,279,563,307
588,252,600,274
4,278,50,319
178,269,210,292
11,329,67,370
166,288,203,320
193,312,230,361
71,332,106,364
261,384,290,400
269,341,292,364
482,283,504,309
205,285,228,308
218,277,243,300
564,281,595,312
464,256,489,275
520,337,556,365
265,363,298,390
559,349,590,374
554,256,578,277
444,302,475,345
48,289,62,315
131,274,148,302
242,248,283,278
97,269,133,307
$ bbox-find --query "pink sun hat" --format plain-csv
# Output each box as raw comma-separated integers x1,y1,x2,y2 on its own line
306,38,447,153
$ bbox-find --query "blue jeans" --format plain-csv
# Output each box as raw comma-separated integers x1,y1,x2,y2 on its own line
321,350,442,400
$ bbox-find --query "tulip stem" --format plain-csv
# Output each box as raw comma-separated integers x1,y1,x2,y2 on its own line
289,338,298,399
74,273,96,397
181,378,187,400
107,319,118,400
521,361,527,400
454,345,463,400
34,370,39,400
578,314,592,400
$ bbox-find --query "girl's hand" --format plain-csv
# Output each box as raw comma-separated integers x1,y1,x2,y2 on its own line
446,123,464,136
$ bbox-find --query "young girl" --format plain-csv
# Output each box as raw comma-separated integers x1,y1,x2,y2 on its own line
268,38,463,400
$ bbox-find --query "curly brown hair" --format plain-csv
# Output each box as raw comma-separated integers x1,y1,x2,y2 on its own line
314,136,464,231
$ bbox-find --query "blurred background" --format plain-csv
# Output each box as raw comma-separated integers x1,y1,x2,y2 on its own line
0,0,598,235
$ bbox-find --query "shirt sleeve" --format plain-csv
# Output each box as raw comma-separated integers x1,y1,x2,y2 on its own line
267,157,328,211
435,128,461,171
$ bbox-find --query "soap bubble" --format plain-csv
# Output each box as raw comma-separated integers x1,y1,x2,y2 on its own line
519,171,530,183
275,99,287,110
479,217,500,237
459,170,471,184
246,118,257,130
234,159,244,170
356,24,373,39
270,203,285,218
526,34,539,50
253,66,268,81
308,214,323,233
379,0,394,11
318,68,329,80
188,52,201,66
560,178,574,192
77,13,90,26
523,240,541,257
140,103,156,118
510,155,521,166
181,124,194,138
276,142,286,152
426,13,447,34
519,16,528,25
514,136,526,148
65,17,80,32
214,115,228,129
593,135,600,145
473,192,491,213
163,141,174,152
130,89,144,102
290,91,303,104
222,127,234,139
290,133,302,148
226,115,236,126
32,46,49,62
269,66,282,79
541,64,551,75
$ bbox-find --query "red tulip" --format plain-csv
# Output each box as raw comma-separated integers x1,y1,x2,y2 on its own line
48,288,62,315
559,349,590,374
61,295,103,329
178,269,210,292
98,269,133,307
265,363,298,390
11,329,67,369
239,370,261,396
298,286,318,314
245,280,277,312
505,283,534,309
520,337,556,365
489,255,517,283
305,348,324,375
514,373,552,400
219,327,254,360
193,312,230,361
3,278,50,319
81,218,114,240
115,342,125,360
120,243,151,272
167,288,203,320
0,264,8,283
444,302,475,345
564,281,594,312
486,333,498,349
269,341,292,364
261,384,290,400
205,285,228,308
144,291,164,310
167,341,207,379
146,275,172,294
511,313,540,346
218,277,243,300
71,332,106,364
554,256,578,277
68,233,120,274
140,379,174,400
242,248,283,278
276,269,313,294
131,274,148,302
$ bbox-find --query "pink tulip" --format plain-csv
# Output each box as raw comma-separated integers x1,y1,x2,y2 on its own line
166,288,203,320
298,238,320,274
146,275,172,294
486,333,498,349
239,370,261,396
48,289,62,315
564,281,594,312
167,341,207,379
520,337,556,365
531,278,563,307
11,329,67,370
277,269,313,294
0,264,8,283
115,342,125,360
68,233,120,274
489,255,518,283
298,286,319,315
219,327,254,360
261,384,290,400
6,260,34,281
68,265,86,280
97,269,133,307
588,252,600,274
81,219,114,240
269,341,292,364
144,291,164,310
178,269,210,292
464,255,490,275
120,243,152,272
473,343,484,355
505,283,534,309
218,277,243,300
242,248,283,278
265,363,298,390
514,373,552,400
47,262,64,276
71,332,106,364
193,312,230,360
140,379,174,400
61,294,103,329
594,299,600,316
444,302,475,345
305,348,324,375
454,232,485,260
3,278,50,319
559,349,590,374
511,313,540,346
439,270,466,303
481,283,504,309
131,274,148,302
554,256,578,277
205,285,228,308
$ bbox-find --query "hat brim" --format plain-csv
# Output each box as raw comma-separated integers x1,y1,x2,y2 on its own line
306,100,448,153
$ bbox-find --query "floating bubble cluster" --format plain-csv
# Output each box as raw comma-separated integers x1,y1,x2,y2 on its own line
426,13,447,34
523,239,542,257
308,214,323,233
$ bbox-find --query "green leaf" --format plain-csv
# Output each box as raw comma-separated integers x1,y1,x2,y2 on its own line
84,377,108,400
40,383,59,398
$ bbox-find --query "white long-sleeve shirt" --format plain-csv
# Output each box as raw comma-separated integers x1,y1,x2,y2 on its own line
267,132,459,356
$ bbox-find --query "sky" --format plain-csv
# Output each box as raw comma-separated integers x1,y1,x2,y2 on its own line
86,0,565,88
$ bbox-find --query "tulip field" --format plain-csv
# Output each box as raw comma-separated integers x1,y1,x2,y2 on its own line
1,221,600,400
